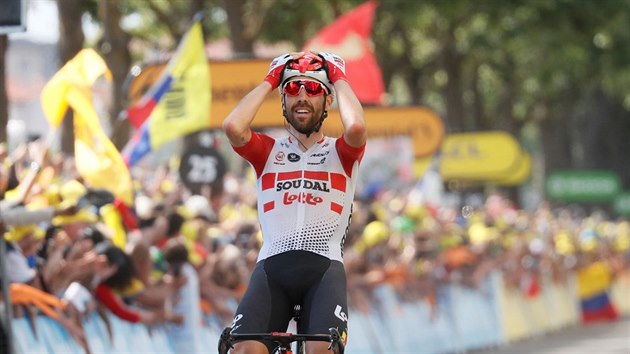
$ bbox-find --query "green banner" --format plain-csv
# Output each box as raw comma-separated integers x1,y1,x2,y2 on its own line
614,192,630,216
545,170,621,202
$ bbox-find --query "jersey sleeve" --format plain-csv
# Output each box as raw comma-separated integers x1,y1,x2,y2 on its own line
232,132,276,178
335,136,366,177
94,283,142,323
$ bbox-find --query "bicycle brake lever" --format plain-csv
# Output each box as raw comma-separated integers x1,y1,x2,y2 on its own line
218,327,235,354
327,327,344,353
327,327,340,341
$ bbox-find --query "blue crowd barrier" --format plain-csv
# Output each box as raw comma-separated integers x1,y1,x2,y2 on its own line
12,271,610,354
12,317,48,354
81,315,110,353
448,273,503,351
36,316,83,354
343,272,504,354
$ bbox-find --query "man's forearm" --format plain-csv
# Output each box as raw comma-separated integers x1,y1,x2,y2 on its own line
0,206,55,226
223,81,273,147
335,80,367,147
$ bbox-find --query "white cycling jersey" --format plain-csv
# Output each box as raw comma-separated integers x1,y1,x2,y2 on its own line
232,132,365,263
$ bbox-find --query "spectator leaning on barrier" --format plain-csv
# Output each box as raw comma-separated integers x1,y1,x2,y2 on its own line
7,282,90,353
163,238,203,354
91,242,182,326
2,224,91,353
126,238,181,312
0,163,80,229
4,225,47,285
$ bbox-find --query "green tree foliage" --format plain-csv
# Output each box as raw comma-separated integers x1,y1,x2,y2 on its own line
45,0,630,187
365,0,630,187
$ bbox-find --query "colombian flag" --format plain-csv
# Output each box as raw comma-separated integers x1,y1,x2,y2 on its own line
577,260,619,323
123,21,211,166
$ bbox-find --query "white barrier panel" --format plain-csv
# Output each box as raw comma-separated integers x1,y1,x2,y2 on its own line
496,274,580,343
610,271,630,315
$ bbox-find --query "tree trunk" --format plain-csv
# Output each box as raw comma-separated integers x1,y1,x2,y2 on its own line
470,63,486,131
99,0,132,149
442,26,464,133
57,0,85,155
0,35,8,144
496,58,519,136
540,113,572,174
223,0,254,56
579,90,630,188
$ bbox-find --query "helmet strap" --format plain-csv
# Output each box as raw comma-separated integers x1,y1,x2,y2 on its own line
282,97,289,120
311,100,328,133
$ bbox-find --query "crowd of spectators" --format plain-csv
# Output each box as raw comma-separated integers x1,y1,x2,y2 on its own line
1,138,629,354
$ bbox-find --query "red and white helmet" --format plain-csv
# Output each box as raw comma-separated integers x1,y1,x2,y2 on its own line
281,53,334,95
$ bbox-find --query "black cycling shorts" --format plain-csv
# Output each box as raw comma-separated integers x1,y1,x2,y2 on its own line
230,250,348,345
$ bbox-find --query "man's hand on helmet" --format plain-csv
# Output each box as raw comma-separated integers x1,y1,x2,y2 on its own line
265,52,304,89
317,52,347,83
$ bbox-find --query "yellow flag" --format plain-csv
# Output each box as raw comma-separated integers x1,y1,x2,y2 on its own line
147,22,211,147
41,49,111,128
100,203,127,249
41,49,133,205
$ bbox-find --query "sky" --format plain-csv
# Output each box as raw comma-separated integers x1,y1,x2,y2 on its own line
9,0,99,44
10,0,58,43
6,1,102,147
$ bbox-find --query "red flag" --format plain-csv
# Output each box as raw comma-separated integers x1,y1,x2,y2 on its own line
303,0,384,105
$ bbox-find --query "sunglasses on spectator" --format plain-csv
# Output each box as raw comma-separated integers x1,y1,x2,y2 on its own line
282,80,328,97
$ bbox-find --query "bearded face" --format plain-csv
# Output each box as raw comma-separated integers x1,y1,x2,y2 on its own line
284,98,326,135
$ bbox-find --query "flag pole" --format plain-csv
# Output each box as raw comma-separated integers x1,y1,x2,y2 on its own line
192,10,205,23
0,223,15,354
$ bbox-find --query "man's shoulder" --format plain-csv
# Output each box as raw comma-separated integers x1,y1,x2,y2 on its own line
236,131,277,151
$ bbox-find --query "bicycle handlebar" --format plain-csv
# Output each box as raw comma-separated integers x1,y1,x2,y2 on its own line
218,327,345,354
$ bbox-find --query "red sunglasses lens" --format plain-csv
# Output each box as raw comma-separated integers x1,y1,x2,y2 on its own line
283,81,302,95
283,81,325,96
303,81,325,95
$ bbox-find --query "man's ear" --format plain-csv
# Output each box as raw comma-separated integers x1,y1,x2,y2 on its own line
325,94,334,110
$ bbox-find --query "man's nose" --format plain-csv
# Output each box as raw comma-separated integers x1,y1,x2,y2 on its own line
296,86,309,98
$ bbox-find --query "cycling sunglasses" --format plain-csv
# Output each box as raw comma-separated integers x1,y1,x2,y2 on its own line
282,80,328,97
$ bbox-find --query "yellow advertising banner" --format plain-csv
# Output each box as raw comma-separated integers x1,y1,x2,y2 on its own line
322,106,443,158
438,131,531,184
414,148,530,185
495,152,531,186
127,59,444,158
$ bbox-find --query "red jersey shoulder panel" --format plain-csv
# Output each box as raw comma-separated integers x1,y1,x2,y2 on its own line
232,132,276,178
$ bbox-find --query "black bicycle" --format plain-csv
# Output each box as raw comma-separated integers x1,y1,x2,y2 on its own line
217,306,345,354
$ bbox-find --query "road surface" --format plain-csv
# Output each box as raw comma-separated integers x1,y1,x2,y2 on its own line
474,317,629,354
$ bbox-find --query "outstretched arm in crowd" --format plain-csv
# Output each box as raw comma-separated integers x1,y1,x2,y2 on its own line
93,283,182,325
10,283,90,354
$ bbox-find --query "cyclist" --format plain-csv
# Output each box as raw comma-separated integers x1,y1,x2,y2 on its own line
222,51,367,354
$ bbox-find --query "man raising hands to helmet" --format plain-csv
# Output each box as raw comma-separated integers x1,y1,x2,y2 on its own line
222,52,366,354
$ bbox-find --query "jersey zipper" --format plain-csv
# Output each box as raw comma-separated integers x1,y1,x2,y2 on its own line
296,147,307,248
